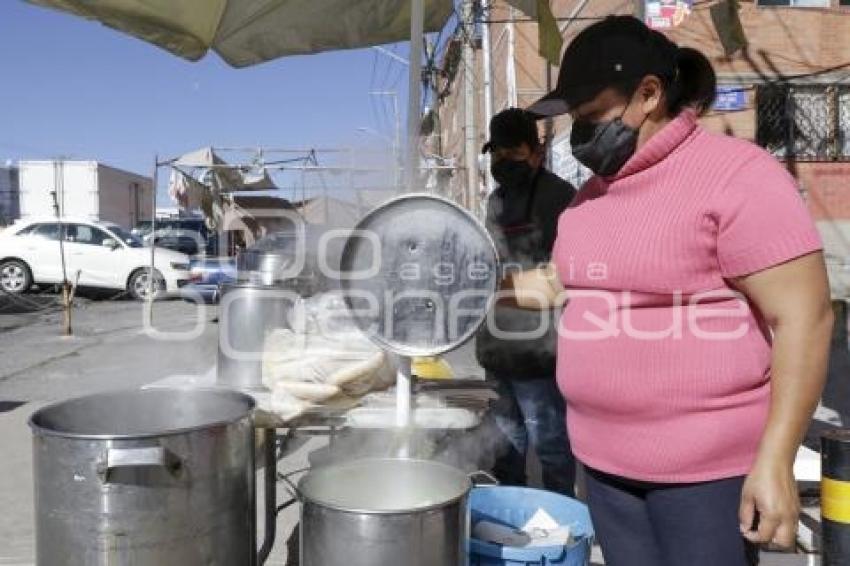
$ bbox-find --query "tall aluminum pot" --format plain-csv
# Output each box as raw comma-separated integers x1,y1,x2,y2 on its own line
236,228,328,295
217,282,296,390
29,388,256,566
297,458,471,566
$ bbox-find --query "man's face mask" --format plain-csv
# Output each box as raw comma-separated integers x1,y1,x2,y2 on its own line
490,158,535,190
570,97,648,177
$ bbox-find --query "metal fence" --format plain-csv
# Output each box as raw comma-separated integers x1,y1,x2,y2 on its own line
756,84,850,161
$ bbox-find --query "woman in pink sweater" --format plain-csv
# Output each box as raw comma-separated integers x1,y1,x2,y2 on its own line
508,16,833,566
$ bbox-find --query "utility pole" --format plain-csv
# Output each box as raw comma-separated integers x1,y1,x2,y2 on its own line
462,0,478,212
480,0,495,196
506,5,518,108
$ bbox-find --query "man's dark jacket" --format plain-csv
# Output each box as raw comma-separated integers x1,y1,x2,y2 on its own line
475,168,576,379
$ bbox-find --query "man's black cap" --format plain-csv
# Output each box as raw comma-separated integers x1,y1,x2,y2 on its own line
482,108,540,153
527,16,677,117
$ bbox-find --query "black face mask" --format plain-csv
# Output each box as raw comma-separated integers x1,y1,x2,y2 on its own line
570,107,646,177
490,159,536,226
570,118,638,177
490,158,535,190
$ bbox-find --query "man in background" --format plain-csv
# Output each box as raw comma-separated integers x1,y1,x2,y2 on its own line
476,108,577,495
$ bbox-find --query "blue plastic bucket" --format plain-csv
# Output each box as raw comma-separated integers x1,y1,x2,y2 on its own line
469,486,594,566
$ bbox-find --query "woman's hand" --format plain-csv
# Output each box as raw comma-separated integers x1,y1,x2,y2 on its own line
498,263,565,310
739,457,800,548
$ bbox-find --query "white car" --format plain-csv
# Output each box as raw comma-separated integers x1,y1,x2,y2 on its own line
0,217,191,300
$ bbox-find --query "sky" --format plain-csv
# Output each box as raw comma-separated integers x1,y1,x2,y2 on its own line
0,2,418,200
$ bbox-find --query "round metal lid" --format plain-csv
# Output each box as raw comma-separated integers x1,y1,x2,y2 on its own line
339,193,499,356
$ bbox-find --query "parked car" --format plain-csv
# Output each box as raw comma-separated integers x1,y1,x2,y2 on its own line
133,217,215,256
132,217,206,238
182,256,236,303
0,218,191,299
150,230,206,256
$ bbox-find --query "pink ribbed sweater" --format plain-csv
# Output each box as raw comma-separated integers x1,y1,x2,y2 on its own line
552,110,822,482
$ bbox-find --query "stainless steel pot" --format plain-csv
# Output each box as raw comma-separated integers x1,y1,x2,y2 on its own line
236,228,328,295
217,282,296,390
29,388,256,566
296,458,472,566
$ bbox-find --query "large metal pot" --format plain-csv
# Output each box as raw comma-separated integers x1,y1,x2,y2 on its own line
297,458,472,566
29,388,256,566
217,282,296,390
236,227,328,295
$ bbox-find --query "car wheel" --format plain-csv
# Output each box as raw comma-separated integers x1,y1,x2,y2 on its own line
128,268,165,301
0,259,33,295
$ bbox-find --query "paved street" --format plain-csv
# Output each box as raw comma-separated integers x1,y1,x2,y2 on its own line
0,294,846,565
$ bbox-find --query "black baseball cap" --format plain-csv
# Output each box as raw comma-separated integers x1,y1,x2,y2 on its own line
527,16,678,117
481,108,540,153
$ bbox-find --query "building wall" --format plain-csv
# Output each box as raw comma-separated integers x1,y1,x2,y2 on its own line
500,1,850,131
669,4,850,79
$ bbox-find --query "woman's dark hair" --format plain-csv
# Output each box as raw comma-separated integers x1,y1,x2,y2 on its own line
667,47,717,116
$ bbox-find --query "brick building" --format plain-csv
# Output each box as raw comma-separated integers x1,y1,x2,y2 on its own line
434,0,850,295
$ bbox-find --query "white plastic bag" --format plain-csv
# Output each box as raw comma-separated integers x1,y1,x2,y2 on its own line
263,293,395,420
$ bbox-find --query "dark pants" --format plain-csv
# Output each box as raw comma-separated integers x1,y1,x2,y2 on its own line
489,375,576,497
584,467,760,566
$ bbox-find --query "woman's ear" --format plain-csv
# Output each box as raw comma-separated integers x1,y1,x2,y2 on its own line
638,75,665,116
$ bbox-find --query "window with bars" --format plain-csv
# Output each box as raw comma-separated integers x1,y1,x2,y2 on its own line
756,84,850,160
